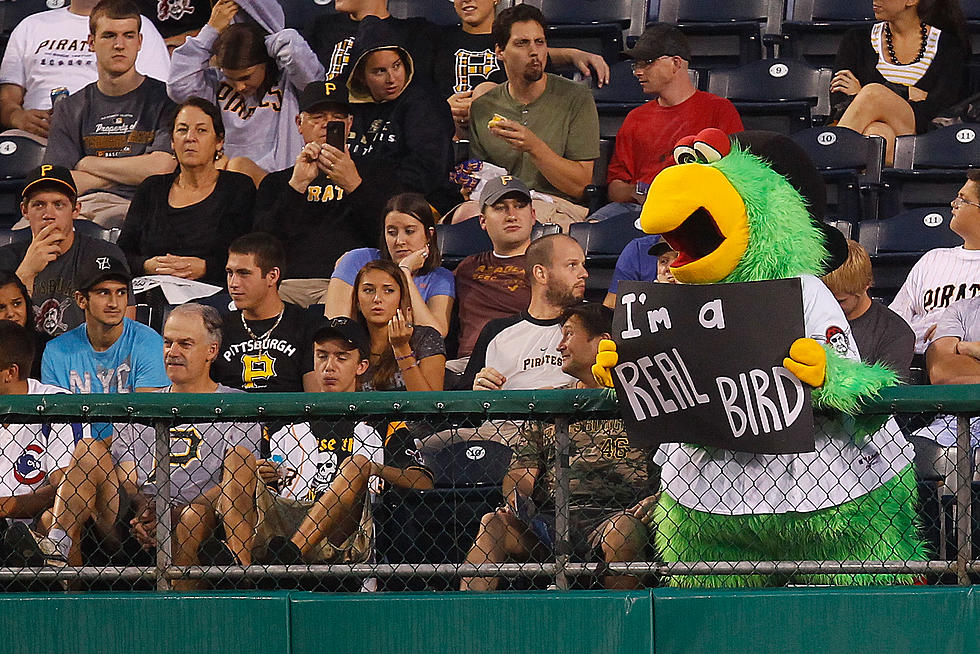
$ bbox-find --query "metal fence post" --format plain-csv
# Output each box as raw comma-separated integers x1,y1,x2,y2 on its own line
553,415,571,590
154,419,172,591
955,414,972,586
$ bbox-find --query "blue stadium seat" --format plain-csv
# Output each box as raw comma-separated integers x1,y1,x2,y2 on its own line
389,0,461,26
858,206,962,298
0,0,49,43
706,58,832,134
880,124,980,218
584,137,615,211
279,0,335,30
423,440,513,488
73,219,118,244
534,0,633,64
781,0,875,68
0,135,45,228
592,61,647,139
655,0,783,71
436,218,561,269
790,126,885,227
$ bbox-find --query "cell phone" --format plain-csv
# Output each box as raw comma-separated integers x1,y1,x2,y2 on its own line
326,121,345,150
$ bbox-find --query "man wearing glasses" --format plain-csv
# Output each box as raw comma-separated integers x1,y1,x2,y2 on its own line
891,170,980,354
590,23,743,222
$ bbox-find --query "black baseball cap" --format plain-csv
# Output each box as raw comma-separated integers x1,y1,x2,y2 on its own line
298,80,350,113
480,175,532,207
77,256,132,292
648,239,676,257
21,164,77,202
313,317,370,360
621,23,691,62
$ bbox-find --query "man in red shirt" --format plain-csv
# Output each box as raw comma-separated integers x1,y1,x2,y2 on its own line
591,24,743,222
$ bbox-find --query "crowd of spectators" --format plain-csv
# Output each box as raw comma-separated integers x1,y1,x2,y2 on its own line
0,0,974,588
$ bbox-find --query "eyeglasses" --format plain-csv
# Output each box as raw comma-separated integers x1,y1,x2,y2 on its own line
951,196,980,210
630,55,674,72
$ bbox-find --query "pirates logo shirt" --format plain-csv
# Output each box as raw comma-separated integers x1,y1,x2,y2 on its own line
213,303,316,393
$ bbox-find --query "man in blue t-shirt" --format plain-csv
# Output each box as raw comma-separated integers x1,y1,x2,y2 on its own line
603,236,677,309
41,254,169,441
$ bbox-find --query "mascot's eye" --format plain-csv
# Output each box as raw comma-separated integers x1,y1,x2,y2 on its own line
691,127,732,163
672,144,701,165
693,140,724,163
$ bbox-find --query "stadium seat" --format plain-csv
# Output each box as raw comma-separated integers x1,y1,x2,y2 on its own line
858,206,962,298
654,0,783,71
279,0,335,30
389,0,461,26
422,440,513,488
706,58,832,134
0,134,45,228
436,219,561,269
569,212,645,301
592,61,647,139
0,0,49,45
790,126,885,228
584,137,615,211
531,0,634,65
879,124,980,218
73,219,119,244
781,0,875,68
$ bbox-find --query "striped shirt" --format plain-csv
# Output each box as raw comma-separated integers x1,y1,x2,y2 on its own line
871,22,941,87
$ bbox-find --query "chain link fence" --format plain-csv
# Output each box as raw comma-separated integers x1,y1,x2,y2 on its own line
0,388,975,591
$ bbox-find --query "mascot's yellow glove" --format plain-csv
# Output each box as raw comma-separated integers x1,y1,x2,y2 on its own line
783,337,826,387
592,339,618,388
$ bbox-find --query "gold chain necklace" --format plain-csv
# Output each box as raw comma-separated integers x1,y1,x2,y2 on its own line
241,309,284,341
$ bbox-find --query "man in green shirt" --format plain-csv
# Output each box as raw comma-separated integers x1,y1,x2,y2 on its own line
468,4,599,229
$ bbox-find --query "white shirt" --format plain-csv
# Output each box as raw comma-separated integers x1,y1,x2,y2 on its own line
0,8,171,111
655,275,914,515
0,379,87,520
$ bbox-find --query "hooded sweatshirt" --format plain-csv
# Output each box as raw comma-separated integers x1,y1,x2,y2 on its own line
345,17,455,209
167,17,324,172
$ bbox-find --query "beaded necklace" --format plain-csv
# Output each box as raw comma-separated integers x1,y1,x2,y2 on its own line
884,21,928,65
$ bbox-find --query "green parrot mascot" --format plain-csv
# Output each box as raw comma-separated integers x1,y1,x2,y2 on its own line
594,130,926,587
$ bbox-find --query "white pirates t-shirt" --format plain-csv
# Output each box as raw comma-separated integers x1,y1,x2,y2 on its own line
889,246,980,354
0,7,171,111
0,380,87,520
655,275,914,516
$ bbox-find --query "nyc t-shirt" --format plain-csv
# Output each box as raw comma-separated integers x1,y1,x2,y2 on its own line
40,318,170,439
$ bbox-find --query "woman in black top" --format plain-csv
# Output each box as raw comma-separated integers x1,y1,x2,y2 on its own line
829,0,967,164
118,97,255,287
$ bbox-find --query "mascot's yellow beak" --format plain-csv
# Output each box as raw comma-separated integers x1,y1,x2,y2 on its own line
639,164,749,284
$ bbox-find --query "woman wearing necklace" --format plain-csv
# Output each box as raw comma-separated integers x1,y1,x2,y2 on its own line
351,260,445,392
829,0,967,164
117,97,255,287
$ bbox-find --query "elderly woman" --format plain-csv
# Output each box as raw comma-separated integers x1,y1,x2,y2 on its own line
118,97,255,287
830,0,967,164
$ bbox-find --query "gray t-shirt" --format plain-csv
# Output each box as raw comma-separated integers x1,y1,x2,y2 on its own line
934,296,980,343
0,233,130,338
44,77,175,199
111,384,262,504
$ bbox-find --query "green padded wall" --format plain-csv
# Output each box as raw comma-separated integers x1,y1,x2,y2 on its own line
289,591,653,654
654,586,980,654
0,593,291,654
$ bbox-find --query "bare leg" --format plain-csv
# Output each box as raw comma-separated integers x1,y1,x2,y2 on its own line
50,439,121,565
290,454,372,556
597,513,649,590
837,83,915,166
171,502,217,592
217,446,258,566
460,510,541,591
865,120,898,166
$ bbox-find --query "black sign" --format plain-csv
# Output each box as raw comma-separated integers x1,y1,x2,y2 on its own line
611,279,815,454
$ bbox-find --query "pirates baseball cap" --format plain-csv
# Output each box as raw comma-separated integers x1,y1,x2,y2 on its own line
21,164,77,202
621,23,691,62
298,80,350,113
480,175,532,208
313,317,371,360
77,256,132,292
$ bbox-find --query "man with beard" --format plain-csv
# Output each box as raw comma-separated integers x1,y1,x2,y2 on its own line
461,234,587,391
466,5,599,227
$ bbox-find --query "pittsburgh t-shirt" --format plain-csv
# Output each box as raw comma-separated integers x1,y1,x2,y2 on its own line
213,302,317,393
431,28,505,100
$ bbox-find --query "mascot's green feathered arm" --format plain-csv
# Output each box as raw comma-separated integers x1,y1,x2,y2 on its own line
813,345,898,414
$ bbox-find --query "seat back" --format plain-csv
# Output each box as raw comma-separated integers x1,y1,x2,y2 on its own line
0,135,45,180
436,219,560,268
422,440,513,488
789,0,874,21
73,219,115,243
538,0,633,27
568,212,645,261
781,0,874,66
859,207,961,255
892,124,980,171
389,0,460,26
